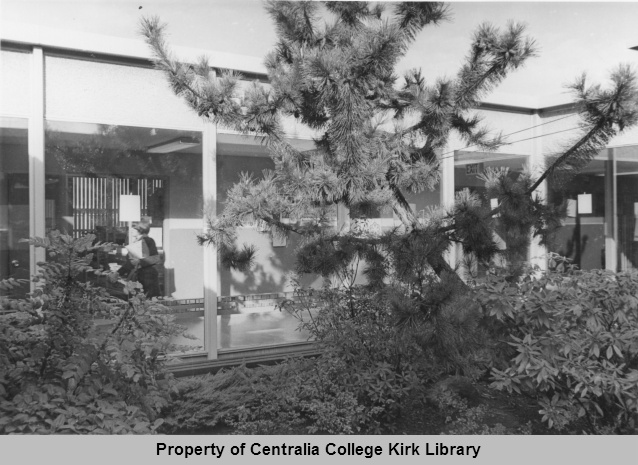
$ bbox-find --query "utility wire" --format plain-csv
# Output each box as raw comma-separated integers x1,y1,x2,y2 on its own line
437,124,587,163
436,113,579,162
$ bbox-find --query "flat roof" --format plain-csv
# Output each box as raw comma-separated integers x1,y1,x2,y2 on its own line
1,21,575,111
1,21,266,76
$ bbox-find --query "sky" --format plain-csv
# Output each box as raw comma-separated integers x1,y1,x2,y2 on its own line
1,1,637,98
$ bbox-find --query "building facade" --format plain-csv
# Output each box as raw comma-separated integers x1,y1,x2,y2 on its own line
2,24,637,363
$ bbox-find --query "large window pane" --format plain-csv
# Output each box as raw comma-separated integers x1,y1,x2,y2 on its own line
616,145,638,271
215,136,316,351
454,151,530,272
218,295,310,351
0,117,30,297
547,156,606,270
45,121,204,351
550,146,638,271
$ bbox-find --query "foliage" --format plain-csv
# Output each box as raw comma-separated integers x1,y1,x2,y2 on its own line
0,233,178,434
161,363,303,434
477,256,638,434
281,284,427,433
140,1,638,436
142,2,637,287
164,284,426,434
431,389,532,435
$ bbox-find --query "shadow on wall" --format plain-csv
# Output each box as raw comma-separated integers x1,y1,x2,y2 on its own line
563,215,589,269
219,228,324,296
220,229,290,296
553,215,605,270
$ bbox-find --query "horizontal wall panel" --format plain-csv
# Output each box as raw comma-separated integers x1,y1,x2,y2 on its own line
0,50,31,117
45,56,203,129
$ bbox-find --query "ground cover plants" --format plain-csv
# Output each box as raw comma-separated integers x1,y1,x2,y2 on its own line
0,233,179,434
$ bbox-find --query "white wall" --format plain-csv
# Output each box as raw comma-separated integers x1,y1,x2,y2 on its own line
45,56,203,130
0,50,31,117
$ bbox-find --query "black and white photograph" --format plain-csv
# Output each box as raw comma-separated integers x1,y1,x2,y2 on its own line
1,0,637,458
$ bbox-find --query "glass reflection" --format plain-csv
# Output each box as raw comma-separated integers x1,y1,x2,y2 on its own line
45,121,205,352
0,117,30,298
454,151,530,273
548,146,638,271
45,121,203,298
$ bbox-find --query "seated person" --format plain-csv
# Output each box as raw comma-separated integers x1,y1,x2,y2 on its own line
119,223,161,298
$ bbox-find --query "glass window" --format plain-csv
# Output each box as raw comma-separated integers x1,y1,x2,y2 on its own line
616,145,638,271
214,136,319,351
45,120,204,352
0,117,30,298
548,145,638,271
454,151,530,272
548,157,606,270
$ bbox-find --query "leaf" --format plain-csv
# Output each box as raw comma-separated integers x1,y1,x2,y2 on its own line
152,418,164,430
592,344,600,358
133,422,150,433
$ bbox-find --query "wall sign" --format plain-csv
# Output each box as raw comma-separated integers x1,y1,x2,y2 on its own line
577,194,592,215
465,163,482,175
119,195,141,222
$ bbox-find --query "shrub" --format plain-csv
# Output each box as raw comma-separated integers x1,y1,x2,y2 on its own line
0,232,177,434
431,389,532,435
477,257,638,433
161,362,305,434
165,283,427,435
282,284,426,433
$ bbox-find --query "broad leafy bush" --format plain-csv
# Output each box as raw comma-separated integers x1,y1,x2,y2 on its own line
431,389,532,435
0,233,177,434
477,257,638,433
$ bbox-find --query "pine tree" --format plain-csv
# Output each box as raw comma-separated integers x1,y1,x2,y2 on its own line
141,2,638,290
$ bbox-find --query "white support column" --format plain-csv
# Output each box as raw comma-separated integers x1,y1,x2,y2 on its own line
604,147,618,271
439,148,456,268
28,47,46,289
202,121,218,360
529,111,548,271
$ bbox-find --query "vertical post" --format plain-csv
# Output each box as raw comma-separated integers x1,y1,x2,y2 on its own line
439,148,456,268
203,121,218,360
28,47,46,290
604,147,618,271
529,111,548,271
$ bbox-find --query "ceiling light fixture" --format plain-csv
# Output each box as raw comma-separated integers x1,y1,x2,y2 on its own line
147,137,200,154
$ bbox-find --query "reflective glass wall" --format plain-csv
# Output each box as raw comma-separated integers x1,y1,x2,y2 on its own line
548,145,638,271
215,141,312,351
0,117,30,297
615,145,638,271
454,151,530,273
44,121,205,352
